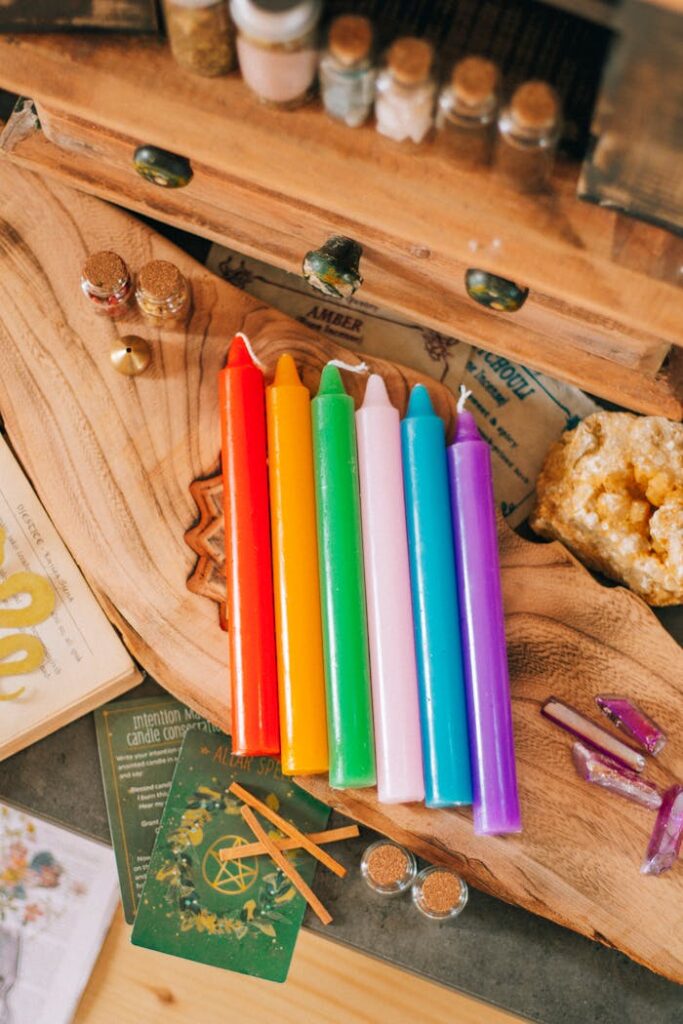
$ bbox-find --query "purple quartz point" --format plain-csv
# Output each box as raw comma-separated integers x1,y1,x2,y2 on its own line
571,743,662,811
541,697,646,773
641,785,683,876
595,695,666,756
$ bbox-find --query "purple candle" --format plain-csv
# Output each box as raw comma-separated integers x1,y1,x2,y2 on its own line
447,388,521,835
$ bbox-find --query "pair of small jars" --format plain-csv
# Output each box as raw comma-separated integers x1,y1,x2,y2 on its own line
80,251,191,326
360,840,468,922
438,59,561,189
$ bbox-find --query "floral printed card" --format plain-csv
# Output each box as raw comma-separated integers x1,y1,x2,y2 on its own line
131,729,330,982
0,801,118,1024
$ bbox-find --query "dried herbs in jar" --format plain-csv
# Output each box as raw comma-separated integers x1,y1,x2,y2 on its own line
164,0,235,77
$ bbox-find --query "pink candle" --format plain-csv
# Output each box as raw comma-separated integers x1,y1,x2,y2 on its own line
356,374,425,804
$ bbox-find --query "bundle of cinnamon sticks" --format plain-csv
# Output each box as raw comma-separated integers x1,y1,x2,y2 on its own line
221,782,359,925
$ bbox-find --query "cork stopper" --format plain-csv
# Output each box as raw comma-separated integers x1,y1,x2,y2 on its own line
452,56,499,107
138,259,184,300
82,250,128,291
510,81,560,131
329,14,372,66
388,37,433,86
365,844,409,887
420,870,464,915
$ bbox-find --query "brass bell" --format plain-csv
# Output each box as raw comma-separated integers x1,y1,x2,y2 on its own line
111,336,152,376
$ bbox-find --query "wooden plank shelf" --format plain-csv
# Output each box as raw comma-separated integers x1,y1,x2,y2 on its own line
0,33,681,417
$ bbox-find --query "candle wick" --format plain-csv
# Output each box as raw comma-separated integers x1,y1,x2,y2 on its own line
234,331,267,370
457,385,473,414
327,359,369,375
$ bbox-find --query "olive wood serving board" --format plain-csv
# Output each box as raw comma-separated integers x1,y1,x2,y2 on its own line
1,162,682,983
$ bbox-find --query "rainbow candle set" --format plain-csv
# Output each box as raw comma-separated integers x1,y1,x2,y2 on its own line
219,334,521,836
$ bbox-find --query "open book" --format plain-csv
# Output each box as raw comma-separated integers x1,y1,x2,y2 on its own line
0,432,140,759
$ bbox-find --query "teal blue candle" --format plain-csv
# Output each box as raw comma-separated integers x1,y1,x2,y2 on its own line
401,385,473,807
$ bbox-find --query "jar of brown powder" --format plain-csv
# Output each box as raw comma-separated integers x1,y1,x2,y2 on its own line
412,866,468,920
360,840,417,895
163,0,235,77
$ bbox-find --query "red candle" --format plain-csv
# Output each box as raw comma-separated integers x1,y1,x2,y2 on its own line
219,334,279,756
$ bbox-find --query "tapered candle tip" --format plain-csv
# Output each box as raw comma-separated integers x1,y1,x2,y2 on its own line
455,408,481,442
362,373,390,408
228,333,255,368
406,384,435,418
318,363,347,396
273,353,302,387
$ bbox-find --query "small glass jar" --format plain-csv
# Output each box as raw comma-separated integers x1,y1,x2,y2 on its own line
412,866,468,921
230,0,321,109
436,56,500,169
136,260,191,324
163,0,235,77
360,840,417,896
80,251,133,319
495,80,562,193
375,37,435,145
320,15,375,128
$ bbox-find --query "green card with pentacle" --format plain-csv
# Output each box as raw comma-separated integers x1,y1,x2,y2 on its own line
131,727,330,982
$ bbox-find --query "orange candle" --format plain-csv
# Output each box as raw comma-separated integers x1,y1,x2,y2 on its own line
219,334,279,756
266,355,329,775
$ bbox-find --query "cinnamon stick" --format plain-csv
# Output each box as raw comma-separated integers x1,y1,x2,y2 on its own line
219,824,359,862
240,805,332,926
229,782,347,878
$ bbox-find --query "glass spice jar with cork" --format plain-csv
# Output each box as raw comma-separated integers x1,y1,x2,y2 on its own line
135,259,191,325
360,841,417,895
80,250,134,319
495,80,562,192
230,0,321,109
320,14,375,128
436,56,500,169
375,37,436,145
412,866,468,920
163,0,235,77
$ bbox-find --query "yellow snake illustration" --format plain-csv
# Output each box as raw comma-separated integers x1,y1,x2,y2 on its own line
0,527,56,697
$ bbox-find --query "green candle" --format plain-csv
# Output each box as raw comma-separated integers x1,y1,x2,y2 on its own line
312,364,376,789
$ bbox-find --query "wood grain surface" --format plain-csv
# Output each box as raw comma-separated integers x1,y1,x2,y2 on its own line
1,162,683,983
74,908,522,1024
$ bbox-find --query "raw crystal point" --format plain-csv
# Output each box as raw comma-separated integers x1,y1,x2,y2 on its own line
541,697,646,773
595,695,666,756
641,786,683,876
571,743,662,811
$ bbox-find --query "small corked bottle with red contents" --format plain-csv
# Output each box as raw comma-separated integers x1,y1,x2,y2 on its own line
80,251,134,318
